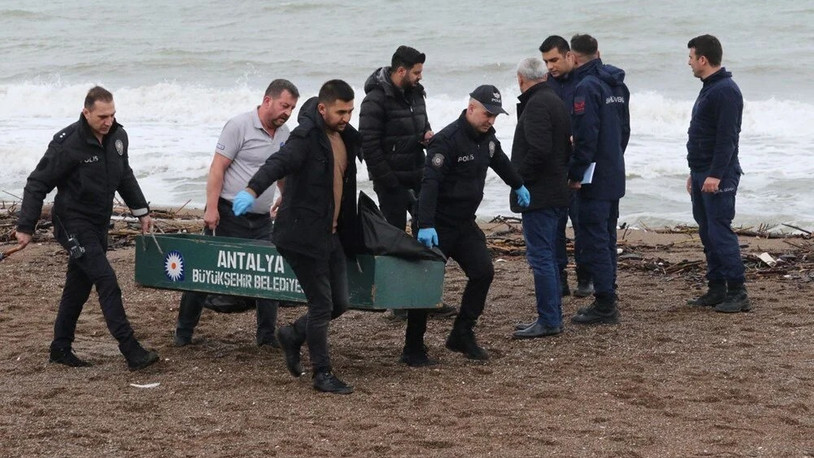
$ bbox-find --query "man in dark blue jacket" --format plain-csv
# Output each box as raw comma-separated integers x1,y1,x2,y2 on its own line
233,80,361,394
416,85,529,361
539,34,593,298
685,34,749,313
567,34,630,325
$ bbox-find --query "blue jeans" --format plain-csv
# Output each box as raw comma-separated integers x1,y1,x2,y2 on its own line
577,198,619,300
690,170,745,285
523,207,566,327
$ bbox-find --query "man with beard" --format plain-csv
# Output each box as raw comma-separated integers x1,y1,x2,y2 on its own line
173,79,299,349
233,80,361,394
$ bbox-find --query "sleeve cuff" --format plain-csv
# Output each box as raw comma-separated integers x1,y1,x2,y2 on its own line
131,207,149,217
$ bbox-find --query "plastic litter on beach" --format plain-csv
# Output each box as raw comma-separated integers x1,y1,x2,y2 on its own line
129,382,160,389
758,252,777,267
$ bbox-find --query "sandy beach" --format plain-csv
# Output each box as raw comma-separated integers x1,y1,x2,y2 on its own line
0,211,812,457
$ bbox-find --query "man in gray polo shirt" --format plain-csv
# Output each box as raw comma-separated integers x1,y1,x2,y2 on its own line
174,79,300,348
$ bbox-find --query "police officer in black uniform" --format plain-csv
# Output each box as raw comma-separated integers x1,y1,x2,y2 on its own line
15,86,159,371
415,85,530,362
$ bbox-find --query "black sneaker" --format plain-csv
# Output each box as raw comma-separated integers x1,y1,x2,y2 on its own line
49,348,92,367
277,325,304,377
571,302,619,325
126,348,160,371
687,283,726,307
714,289,751,313
313,371,353,394
400,346,438,367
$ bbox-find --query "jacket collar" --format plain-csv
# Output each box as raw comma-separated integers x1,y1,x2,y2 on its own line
574,57,602,79
77,113,120,146
457,109,494,141
517,81,548,103
702,67,730,86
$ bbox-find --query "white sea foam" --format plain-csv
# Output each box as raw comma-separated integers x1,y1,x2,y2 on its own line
1,80,813,228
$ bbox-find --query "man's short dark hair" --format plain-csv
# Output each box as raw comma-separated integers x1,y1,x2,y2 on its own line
84,86,113,110
570,34,598,56
539,35,570,55
391,45,426,71
265,79,300,99
688,34,723,67
318,79,355,104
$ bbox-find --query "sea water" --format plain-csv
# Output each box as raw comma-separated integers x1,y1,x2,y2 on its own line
1,0,812,230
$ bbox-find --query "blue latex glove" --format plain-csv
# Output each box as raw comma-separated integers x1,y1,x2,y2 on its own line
417,228,439,248
232,190,256,216
514,185,531,208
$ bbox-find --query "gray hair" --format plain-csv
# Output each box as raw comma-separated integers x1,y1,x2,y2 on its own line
516,57,547,81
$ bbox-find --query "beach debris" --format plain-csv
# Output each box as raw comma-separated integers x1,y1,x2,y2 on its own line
758,252,777,267
129,382,160,389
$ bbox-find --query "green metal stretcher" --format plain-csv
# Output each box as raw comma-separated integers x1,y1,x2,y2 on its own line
134,234,445,310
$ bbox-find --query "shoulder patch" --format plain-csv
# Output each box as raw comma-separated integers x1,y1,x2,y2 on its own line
573,97,586,115
431,153,444,168
115,139,124,155
53,126,75,144
488,141,496,158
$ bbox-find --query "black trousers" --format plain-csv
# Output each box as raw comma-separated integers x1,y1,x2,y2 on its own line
373,181,420,233
175,198,278,343
277,234,349,373
406,219,494,350
51,223,136,353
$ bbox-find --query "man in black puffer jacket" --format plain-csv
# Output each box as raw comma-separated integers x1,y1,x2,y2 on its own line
360,45,433,231
360,46,455,324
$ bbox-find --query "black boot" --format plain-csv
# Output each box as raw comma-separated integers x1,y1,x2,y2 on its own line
312,369,353,394
400,344,438,367
445,317,488,361
571,294,619,325
560,270,571,297
49,347,92,367
120,338,159,371
573,266,594,297
714,285,751,313
277,324,305,377
402,310,437,367
687,280,726,307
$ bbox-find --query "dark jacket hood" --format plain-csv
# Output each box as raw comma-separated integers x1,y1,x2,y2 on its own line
364,66,426,98
291,96,361,144
576,58,627,88
597,62,627,87
364,67,393,95
294,96,321,133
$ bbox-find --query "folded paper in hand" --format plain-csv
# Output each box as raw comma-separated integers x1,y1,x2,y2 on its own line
582,162,596,184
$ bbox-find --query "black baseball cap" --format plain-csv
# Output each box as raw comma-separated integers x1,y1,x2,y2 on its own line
469,85,508,115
